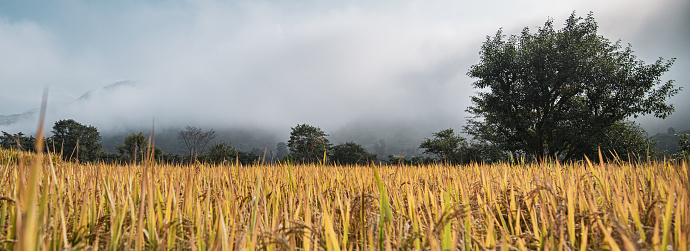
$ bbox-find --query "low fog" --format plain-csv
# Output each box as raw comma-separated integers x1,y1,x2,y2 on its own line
1,0,689,154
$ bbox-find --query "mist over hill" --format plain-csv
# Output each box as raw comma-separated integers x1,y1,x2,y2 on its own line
1,80,466,158
652,128,690,155
1,77,688,159
1,0,689,158
99,119,438,159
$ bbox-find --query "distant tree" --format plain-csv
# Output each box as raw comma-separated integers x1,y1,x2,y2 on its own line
98,152,121,164
0,131,36,152
462,141,508,163
419,128,509,164
50,119,102,162
205,142,239,164
276,142,288,160
236,151,260,165
675,134,690,160
117,132,161,164
287,124,331,163
250,148,264,157
419,129,466,163
178,126,216,159
246,148,263,163
465,12,680,161
159,153,185,164
330,142,377,165
667,127,676,134
200,142,261,165
386,154,434,166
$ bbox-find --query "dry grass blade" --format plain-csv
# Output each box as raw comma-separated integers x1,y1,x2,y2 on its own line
0,145,687,250
17,88,48,251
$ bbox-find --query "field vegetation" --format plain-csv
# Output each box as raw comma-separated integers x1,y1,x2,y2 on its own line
1,147,688,250
0,9,687,251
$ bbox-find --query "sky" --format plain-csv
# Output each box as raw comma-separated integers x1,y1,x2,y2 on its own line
1,0,689,138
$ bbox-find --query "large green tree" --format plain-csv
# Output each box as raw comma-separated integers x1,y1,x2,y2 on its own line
465,12,680,160
287,124,331,163
50,119,102,162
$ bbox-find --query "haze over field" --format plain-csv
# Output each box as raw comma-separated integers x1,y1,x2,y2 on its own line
1,0,689,143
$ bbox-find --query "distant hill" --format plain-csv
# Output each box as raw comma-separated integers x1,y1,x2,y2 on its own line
0,109,36,126
652,128,690,154
0,114,24,126
79,80,136,100
100,127,281,157
0,81,135,129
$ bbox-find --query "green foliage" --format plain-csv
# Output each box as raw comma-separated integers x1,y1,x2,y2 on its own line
386,155,434,165
116,132,161,164
419,128,507,164
200,142,260,165
49,119,102,162
98,152,122,164
205,142,239,164
235,151,260,165
287,124,331,164
587,121,657,161
672,133,690,161
678,134,690,154
651,128,690,156
330,142,377,165
158,153,185,164
275,142,288,160
465,12,680,160
461,141,508,163
0,131,36,152
419,128,466,163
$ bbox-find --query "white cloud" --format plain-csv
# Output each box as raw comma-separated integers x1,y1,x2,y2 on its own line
0,0,687,136
0,20,62,113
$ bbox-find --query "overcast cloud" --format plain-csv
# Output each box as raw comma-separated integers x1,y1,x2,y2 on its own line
1,0,688,137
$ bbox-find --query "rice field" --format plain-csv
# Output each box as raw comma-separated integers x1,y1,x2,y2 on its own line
0,148,688,250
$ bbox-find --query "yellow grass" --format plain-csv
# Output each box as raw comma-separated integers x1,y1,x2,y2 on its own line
0,147,688,250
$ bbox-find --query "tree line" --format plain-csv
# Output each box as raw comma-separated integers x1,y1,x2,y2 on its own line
1,12,686,164
2,118,688,166
0,120,372,165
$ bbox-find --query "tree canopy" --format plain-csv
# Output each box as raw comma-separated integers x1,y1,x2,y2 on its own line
205,142,239,164
419,128,507,164
674,134,690,161
275,142,288,160
330,142,377,165
117,132,161,164
287,124,331,163
465,12,680,160
50,119,102,162
419,128,466,163
592,121,657,161
0,131,36,152
178,126,216,159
